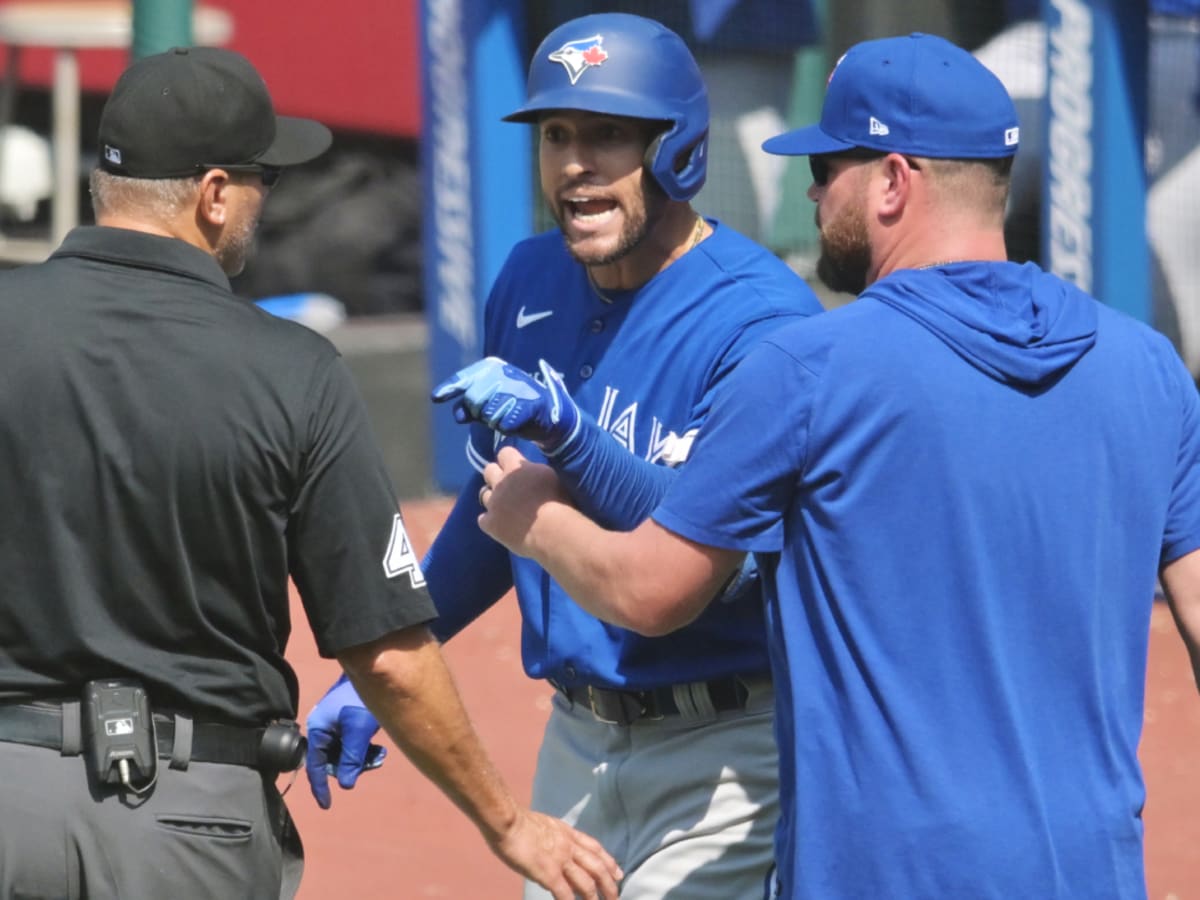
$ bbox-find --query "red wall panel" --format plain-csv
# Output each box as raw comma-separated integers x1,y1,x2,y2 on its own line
0,0,421,137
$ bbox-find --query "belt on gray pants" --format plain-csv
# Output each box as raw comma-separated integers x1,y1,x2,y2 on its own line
0,701,277,770
550,675,763,726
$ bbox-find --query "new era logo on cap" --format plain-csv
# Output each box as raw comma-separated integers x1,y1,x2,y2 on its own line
104,145,122,165
549,35,609,84
869,116,890,136
1005,127,1019,146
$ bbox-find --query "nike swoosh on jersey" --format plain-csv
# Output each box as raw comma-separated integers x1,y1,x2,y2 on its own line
516,306,554,328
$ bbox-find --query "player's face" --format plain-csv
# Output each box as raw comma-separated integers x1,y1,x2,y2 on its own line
215,176,268,276
809,154,875,294
538,111,664,266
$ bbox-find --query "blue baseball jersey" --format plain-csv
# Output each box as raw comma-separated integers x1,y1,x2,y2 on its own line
430,219,822,689
654,262,1200,897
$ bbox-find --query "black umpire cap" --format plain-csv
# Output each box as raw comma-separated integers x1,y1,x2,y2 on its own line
97,45,332,179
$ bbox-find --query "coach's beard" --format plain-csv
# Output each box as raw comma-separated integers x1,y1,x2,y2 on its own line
815,202,871,295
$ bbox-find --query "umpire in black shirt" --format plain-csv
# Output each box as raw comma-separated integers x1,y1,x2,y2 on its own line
0,47,620,900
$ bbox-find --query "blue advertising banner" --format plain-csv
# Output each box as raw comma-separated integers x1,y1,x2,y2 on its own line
1042,0,1149,319
420,0,533,491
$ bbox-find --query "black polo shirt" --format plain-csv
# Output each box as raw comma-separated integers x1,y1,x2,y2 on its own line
0,227,435,724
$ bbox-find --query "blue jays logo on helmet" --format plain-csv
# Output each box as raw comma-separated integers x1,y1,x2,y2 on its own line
548,35,609,85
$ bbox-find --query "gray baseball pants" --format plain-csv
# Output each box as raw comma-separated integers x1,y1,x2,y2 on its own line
524,679,779,900
0,740,303,899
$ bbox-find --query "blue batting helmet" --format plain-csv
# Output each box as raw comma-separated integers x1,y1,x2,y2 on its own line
503,13,709,201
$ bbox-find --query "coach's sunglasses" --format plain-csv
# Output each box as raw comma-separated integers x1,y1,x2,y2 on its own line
202,163,283,188
809,149,921,187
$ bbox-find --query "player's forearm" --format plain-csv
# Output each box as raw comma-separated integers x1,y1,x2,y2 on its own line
423,474,515,642
1161,548,1200,694
337,628,520,845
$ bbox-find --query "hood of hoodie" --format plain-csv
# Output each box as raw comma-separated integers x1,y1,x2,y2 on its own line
864,261,1098,387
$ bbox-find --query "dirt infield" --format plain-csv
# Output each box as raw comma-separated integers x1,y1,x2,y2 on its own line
284,496,1200,898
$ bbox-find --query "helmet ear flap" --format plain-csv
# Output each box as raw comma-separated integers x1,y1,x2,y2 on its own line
644,127,708,201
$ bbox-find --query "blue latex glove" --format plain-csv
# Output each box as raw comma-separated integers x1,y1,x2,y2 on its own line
304,674,387,809
431,357,581,455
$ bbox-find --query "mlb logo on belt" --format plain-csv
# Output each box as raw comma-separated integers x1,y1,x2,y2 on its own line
549,34,608,84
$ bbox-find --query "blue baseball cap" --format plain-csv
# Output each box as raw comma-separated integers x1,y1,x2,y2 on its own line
763,33,1019,159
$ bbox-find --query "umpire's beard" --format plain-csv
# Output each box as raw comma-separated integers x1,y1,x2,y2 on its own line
216,193,265,277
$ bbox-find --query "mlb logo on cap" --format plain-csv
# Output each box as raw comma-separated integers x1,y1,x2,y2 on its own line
762,33,1019,160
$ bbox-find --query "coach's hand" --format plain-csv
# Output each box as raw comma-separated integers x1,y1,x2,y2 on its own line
478,447,572,559
304,673,387,809
432,357,581,455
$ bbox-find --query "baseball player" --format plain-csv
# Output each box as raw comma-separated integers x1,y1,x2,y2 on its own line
472,32,1200,898
307,13,824,898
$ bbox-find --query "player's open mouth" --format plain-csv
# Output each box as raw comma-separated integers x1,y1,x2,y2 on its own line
564,197,618,226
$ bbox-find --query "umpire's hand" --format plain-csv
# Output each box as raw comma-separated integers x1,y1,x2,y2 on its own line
304,673,387,808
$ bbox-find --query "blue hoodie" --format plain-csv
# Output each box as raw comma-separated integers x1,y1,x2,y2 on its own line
869,262,1097,386
655,260,1200,898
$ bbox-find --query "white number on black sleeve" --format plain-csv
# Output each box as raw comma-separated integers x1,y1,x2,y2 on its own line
382,513,427,588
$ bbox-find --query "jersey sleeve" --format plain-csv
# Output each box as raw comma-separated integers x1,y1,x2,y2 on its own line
288,355,437,657
423,471,515,641
654,337,815,553
685,311,811,434
551,416,677,529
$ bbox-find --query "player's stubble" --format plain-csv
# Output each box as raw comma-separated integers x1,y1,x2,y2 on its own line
551,172,667,269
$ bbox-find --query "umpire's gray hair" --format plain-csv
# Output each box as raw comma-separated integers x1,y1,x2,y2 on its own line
89,169,201,223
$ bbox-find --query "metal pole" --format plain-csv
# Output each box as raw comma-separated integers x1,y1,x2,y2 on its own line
132,0,194,60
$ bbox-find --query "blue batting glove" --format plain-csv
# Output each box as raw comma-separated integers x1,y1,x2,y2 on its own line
304,674,387,810
431,357,581,455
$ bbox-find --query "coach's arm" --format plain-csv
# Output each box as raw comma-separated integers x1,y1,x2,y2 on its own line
477,447,743,637
337,626,621,899
1161,548,1200,694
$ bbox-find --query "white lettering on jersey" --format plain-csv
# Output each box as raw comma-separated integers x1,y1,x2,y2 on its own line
382,514,427,588
609,402,638,454
597,386,619,431
660,428,698,466
647,420,681,464
590,384,683,462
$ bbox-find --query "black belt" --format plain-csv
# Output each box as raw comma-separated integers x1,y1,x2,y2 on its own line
0,702,276,770
551,675,758,726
